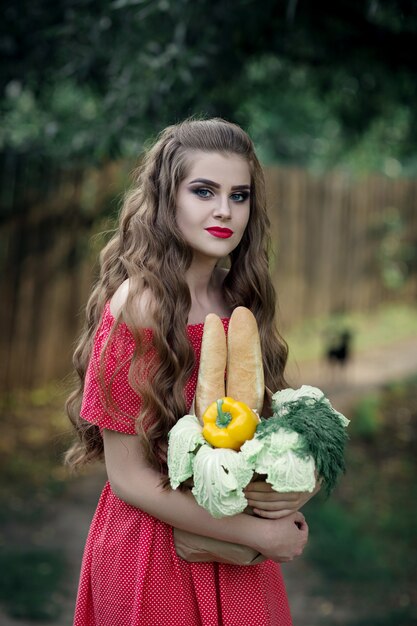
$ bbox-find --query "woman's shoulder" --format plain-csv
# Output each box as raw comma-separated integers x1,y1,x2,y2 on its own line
110,278,156,331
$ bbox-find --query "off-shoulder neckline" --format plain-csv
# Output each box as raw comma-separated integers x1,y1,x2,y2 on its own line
104,301,230,329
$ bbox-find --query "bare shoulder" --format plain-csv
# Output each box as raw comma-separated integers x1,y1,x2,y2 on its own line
110,278,156,329
110,279,130,317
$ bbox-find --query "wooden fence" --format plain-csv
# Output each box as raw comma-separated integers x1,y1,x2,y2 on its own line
264,167,417,321
1,157,416,391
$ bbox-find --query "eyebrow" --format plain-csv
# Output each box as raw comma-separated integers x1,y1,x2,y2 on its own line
188,178,251,191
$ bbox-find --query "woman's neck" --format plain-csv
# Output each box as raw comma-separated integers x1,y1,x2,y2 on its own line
184,261,218,306
185,263,231,323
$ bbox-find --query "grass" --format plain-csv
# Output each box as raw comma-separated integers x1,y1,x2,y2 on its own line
303,375,417,624
285,302,417,364
0,547,66,621
0,382,71,521
0,382,72,620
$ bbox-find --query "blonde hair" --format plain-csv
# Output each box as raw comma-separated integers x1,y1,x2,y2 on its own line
65,117,288,475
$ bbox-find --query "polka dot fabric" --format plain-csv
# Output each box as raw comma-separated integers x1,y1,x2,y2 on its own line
74,302,293,626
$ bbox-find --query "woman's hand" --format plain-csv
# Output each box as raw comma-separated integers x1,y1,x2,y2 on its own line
244,478,321,519
255,511,309,562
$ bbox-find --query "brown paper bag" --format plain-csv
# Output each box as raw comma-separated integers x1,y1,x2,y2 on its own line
173,526,265,565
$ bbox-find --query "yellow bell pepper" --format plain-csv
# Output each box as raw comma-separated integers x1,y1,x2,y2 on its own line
202,397,259,451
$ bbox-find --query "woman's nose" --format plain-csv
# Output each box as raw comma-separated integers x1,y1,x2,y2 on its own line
213,195,231,219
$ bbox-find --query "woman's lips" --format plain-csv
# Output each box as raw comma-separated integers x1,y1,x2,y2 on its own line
205,227,234,239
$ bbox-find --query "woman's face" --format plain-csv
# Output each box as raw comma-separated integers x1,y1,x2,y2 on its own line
175,151,251,262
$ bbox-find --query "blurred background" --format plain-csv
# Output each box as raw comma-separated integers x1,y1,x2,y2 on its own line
1,1,417,624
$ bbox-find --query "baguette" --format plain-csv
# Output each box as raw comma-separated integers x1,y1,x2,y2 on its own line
226,307,264,413
195,314,227,420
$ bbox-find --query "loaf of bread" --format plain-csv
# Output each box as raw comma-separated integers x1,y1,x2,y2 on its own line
226,307,264,413
195,314,227,420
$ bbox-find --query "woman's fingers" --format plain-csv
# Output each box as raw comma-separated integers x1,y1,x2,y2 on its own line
245,480,319,517
245,483,315,514
244,483,300,502
246,498,299,511
252,508,294,519
245,491,300,503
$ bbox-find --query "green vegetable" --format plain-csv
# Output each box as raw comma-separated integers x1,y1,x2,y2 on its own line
241,428,316,492
191,446,254,518
268,386,349,495
241,428,316,493
272,385,350,428
167,414,205,489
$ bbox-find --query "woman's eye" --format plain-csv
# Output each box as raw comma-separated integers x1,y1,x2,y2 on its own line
231,191,250,202
193,188,212,198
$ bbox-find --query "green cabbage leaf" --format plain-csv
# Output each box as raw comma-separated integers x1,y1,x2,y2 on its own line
272,385,350,427
191,446,254,518
266,386,349,494
241,428,316,492
167,414,205,489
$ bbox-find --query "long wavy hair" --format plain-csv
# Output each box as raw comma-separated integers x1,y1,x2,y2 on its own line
65,117,288,476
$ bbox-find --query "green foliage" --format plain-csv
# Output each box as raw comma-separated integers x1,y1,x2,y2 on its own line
258,397,348,495
2,1,417,171
347,607,417,626
1,80,107,162
0,384,71,522
372,207,416,290
0,385,70,619
238,57,342,168
0,548,66,621
305,498,389,583
351,394,381,439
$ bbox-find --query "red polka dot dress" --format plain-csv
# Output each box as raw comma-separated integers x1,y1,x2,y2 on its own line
74,302,293,626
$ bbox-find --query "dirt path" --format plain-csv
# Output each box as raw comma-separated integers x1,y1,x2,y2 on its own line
3,336,417,626
286,334,417,406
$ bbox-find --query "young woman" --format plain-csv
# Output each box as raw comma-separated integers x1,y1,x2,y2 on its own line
66,118,313,626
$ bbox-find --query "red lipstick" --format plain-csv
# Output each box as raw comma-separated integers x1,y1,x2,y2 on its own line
205,227,234,239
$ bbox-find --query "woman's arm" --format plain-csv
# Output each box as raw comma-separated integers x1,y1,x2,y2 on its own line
103,429,309,562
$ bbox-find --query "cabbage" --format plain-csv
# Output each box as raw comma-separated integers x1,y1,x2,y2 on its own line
272,385,325,408
167,414,205,489
191,446,254,518
272,385,350,427
241,428,316,492
265,452,315,492
322,398,350,427
265,386,349,494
